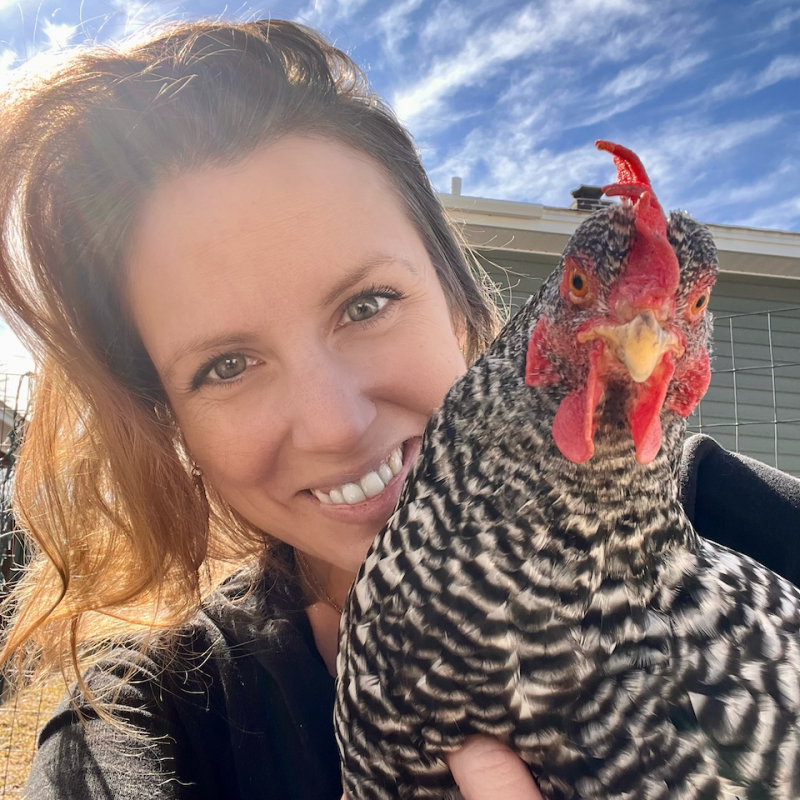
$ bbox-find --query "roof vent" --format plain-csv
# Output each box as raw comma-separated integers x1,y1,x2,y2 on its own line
570,185,614,212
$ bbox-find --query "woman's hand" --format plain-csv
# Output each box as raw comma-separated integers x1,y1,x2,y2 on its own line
446,736,542,800
341,735,542,800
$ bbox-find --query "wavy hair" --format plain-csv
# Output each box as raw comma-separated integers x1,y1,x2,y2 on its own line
0,19,500,696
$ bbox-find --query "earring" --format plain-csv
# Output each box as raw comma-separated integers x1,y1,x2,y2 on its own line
154,403,174,424
191,462,203,478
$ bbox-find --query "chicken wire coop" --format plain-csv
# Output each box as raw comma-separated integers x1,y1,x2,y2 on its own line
692,306,800,473
0,221,799,795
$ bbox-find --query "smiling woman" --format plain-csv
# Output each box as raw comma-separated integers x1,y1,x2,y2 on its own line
127,136,468,606
0,17,545,800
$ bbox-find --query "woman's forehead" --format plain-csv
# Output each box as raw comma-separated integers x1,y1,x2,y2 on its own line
125,136,432,367
135,136,392,230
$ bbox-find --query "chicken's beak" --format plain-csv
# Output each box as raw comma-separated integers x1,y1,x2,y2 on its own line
573,309,687,464
579,310,684,383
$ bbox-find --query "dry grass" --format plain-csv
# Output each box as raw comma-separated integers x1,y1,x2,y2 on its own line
0,679,65,798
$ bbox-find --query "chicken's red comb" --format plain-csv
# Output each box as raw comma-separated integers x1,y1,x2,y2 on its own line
595,139,679,307
596,140,651,193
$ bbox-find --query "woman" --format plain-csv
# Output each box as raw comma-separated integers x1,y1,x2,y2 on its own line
0,19,798,800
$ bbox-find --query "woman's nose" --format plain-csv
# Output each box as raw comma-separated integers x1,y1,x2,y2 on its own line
287,351,377,454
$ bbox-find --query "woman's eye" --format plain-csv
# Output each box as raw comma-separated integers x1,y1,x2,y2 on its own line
211,354,247,381
190,352,255,391
343,295,389,323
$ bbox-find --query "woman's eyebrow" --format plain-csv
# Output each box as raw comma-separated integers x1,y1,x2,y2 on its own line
321,254,417,307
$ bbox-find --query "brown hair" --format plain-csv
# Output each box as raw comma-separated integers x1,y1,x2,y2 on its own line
0,20,499,692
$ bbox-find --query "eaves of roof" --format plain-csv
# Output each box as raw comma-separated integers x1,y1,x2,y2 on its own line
439,193,800,282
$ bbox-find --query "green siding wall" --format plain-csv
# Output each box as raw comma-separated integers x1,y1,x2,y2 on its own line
476,250,800,477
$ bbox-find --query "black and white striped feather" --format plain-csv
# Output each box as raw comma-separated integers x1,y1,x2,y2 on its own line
335,203,800,800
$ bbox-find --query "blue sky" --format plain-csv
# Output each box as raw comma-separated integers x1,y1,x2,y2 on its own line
0,0,798,370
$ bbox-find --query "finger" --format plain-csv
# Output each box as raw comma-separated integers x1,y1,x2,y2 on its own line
446,736,543,800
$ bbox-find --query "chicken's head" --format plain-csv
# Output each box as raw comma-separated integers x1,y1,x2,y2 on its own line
525,141,718,465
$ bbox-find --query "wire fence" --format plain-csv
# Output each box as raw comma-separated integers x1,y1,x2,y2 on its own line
689,306,800,477
0,306,799,794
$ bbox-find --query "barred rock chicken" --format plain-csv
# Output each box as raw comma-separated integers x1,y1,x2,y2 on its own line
335,142,800,800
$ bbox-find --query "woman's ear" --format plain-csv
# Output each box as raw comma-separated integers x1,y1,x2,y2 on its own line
453,313,469,358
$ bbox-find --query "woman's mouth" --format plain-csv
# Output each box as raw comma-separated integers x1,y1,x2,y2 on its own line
310,446,404,506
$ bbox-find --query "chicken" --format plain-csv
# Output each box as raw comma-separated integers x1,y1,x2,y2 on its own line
335,141,800,800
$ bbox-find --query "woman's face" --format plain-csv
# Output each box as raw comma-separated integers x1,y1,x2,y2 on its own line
127,136,467,574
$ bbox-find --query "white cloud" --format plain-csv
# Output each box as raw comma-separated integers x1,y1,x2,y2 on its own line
296,0,371,26
674,153,800,230
0,31,70,92
675,53,799,115
768,5,800,34
108,0,179,38
601,53,707,99
478,144,610,205
626,116,784,196
686,162,795,211
753,54,800,91
573,53,709,129
731,195,800,232
602,61,664,98
428,110,786,217
42,19,78,50
389,0,712,149
0,47,17,76
374,0,427,59
429,125,609,206
416,0,487,51
392,0,646,133
700,73,749,105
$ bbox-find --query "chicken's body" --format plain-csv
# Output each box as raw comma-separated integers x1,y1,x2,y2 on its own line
336,146,800,800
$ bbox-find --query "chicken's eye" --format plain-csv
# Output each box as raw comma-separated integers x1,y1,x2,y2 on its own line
687,289,711,320
568,269,590,302
694,294,708,311
560,257,594,306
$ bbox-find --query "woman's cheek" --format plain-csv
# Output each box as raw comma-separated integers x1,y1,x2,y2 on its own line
178,390,284,488
391,318,467,410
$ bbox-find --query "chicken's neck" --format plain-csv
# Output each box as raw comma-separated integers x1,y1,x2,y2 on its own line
455,352,701,591
534,406,699,583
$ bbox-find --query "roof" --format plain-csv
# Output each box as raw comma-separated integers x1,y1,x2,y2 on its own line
440,193,800,282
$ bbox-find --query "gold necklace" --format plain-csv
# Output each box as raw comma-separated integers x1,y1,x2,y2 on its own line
295,550,344,615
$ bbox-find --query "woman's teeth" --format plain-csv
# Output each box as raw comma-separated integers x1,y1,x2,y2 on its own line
312,447,404,505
